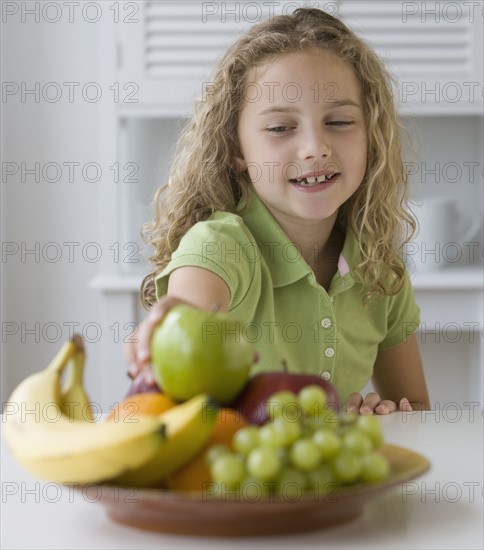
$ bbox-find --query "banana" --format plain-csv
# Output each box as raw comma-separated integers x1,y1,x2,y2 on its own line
59,335,94,422
112,393,219,487
2,336,165,484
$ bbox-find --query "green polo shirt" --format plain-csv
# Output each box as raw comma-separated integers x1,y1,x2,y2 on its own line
155,189,420,405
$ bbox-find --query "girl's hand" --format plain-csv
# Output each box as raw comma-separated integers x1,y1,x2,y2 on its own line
124,266,231,388
124,295,192,387
346,392,413,415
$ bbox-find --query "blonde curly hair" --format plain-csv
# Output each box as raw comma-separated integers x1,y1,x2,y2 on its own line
140,7,415,309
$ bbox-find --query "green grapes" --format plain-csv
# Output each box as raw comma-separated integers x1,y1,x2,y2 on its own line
290,438,321,471
275,467,308,498
233,426,260,455
357,415,384,449
258,423,286,449
272,416,302,446
204,388,390,499
361,451,390,482
210,453,245,487
204,444,230,465
298,385,327,416
265,390,299,421
342,428,373,455
331,450,362,484
308,464,338,494
313,429,341,459
246,447,281,481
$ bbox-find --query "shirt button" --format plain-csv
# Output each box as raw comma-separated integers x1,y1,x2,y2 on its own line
321,371,332,381
324,347,335,358
321,317,332,329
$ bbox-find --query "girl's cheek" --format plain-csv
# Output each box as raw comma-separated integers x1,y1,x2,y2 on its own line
247,164,262,183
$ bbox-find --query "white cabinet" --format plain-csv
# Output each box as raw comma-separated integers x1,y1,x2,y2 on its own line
116,1,295,109
339,0,483,114
116,0,484,114
92,1,483,409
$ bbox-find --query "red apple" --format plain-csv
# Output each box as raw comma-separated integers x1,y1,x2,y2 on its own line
231,362,340,425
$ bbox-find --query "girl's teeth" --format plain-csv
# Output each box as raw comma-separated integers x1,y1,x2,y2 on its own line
296,174,333,186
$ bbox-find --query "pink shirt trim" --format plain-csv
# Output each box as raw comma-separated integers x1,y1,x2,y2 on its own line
338,254,350,276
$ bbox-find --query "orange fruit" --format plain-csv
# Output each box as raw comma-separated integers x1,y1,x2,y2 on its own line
164,408,248,491
106,392,176,422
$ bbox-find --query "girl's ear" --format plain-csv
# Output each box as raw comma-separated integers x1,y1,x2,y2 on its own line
234,157,247,172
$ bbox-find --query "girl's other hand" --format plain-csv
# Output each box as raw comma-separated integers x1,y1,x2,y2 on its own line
123,295,192,386
346,392,413,415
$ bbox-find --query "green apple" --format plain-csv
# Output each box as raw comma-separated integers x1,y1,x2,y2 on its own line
151,305,255,404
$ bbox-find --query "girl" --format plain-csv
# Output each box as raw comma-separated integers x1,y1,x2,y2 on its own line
126,8,430,414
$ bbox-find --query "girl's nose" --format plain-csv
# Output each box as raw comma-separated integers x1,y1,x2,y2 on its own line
298,127,331,160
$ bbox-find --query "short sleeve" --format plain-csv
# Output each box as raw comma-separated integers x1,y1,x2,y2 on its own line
378,272,421,350
155,212,257,309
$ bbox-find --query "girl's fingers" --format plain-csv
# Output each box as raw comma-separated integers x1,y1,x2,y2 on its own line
132,295,192,371
346,392,363,414
124,329,140,378
359,392,382,415
375,399,398,415
399,397,413,412
136,302,167,367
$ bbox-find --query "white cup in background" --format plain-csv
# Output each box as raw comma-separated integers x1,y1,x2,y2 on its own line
404,197,481,274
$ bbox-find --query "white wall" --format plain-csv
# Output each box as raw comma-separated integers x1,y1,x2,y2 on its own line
1,8,105,406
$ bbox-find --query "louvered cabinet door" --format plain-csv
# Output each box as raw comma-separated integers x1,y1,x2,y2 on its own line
116,1,482,112
338,1,483,113
117,1,289,112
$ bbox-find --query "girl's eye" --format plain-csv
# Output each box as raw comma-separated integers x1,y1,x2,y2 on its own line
267,126,292,133
327,121,355,126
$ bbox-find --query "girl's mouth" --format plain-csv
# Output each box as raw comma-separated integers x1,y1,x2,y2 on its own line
289,173,340,188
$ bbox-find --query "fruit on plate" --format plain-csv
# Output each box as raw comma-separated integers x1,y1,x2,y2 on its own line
231,361,340,425
112,393,219,487
205,389,389,498
2,337,166,484
164,408,248,491
106,393,176,422
2,336,219,488
59,335,94,422
151,305,256,404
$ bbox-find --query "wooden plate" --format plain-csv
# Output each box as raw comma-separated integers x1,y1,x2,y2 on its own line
93,444,430,537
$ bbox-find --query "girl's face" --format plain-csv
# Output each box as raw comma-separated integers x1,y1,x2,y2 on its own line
237,49,367,226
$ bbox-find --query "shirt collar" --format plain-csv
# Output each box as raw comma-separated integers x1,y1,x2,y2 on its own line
238,188,362,289
328,226,362,296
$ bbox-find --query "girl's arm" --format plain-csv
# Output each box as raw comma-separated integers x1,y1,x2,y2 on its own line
124,266,230,380
347,334,431,414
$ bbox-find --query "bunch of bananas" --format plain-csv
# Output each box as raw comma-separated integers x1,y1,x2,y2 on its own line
2,336,218,487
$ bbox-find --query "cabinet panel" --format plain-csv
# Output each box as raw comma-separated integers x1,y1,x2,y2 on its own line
339,1,475,74
116,1,483,113
415,289,483,329
118,1,288,109
338,1,483,113
118,117,184,274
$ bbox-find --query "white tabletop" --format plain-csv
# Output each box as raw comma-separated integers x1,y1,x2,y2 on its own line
1,410,483,549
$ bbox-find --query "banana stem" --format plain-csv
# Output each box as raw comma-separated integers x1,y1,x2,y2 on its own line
69,350,86,385
71,334,85,355
62,335,86,386
46,341,77,375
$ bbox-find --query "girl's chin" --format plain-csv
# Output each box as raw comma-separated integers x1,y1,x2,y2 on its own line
254,191,340,222
291,205,339,223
